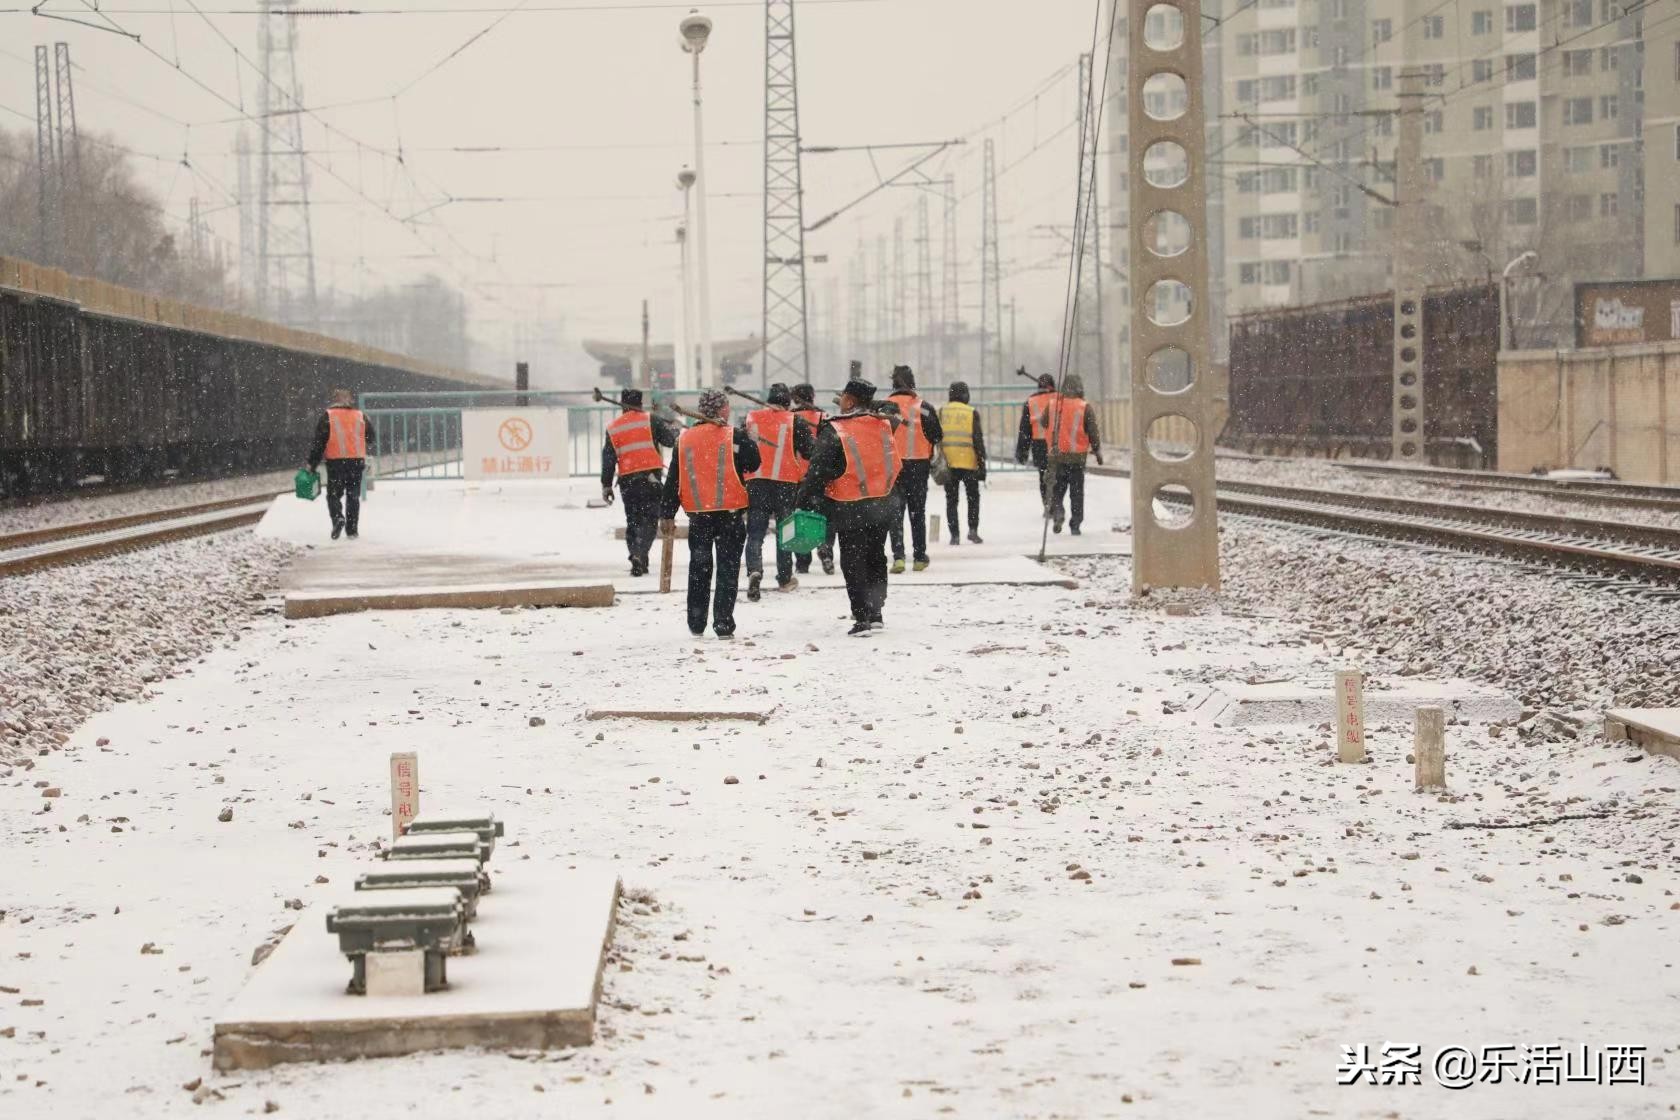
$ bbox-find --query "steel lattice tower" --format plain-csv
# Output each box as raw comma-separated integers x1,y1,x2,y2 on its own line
915,193,933,380
34,45,55,262
891,217,905,360
979,138,1002,381
940,176,959,380
1071,52,1109,399
236,130,258,307
256,0,319,329
52,44,80,205
760,0,810,388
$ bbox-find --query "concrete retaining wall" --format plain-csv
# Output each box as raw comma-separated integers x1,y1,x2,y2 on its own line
1498,344,1680,484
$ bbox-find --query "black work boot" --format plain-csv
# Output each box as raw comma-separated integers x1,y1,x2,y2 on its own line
747,572,763,602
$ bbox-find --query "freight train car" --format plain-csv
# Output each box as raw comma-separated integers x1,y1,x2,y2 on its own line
0,265,496,498
1223,284,1499,467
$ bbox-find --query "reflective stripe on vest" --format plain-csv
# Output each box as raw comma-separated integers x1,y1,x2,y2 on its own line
939,401,978,471
1053,397,1091,455
825,415,900,502
324,408,367,460
677,424,749,513
1027,393,1059,442
745,409,801,483
607,411,663,476
890,393,930,460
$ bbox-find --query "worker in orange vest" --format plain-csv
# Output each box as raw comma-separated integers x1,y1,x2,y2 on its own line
1015,371,1059,518
659,389,761,638
601,387,678,578
790,382,836,577
305,387,375,540
741,382,816,601
884,365,943,573
793,375,901,636
1045,374,1103,535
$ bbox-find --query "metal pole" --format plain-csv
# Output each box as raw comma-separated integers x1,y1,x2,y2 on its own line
676,222,692,391
641,298,653,393
691,50,718,389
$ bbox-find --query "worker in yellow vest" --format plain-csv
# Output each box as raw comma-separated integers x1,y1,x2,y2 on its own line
305,388,375,540
659,389,761,638
884,365,943,573
937,381,988,545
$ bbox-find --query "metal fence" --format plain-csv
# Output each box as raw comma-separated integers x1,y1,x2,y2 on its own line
356,384,1117,481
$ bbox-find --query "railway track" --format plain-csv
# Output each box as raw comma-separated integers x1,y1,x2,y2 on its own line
0,494,277,578
1329,460,1680,516
1095,468,1680,590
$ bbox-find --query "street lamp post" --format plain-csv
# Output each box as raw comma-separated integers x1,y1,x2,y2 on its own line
1501,249,1538,352
677,167,697,391
680,10,718,389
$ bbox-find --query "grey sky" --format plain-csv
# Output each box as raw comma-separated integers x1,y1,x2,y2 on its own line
3,0,1105,378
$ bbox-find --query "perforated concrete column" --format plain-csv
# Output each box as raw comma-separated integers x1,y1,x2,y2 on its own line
1128,0,1220,593
1392,68,1428,463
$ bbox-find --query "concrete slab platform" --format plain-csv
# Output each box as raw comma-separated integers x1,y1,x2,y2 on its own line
1191,678,1522,727
584,704,776,724
212,865,620,1070
283,580,614,619
1604,708,1680,759
257,473,1126,599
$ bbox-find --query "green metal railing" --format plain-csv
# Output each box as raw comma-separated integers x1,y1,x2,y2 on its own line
357,385,1050,480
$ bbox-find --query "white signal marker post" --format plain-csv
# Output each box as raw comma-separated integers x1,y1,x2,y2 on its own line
1334,670,1367,763
390,752,419,841
1414,706,1446,789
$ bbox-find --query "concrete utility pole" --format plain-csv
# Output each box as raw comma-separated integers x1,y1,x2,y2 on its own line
640,298,653,393
915,193,933,379
940,176,959,380
979,138,1002,381
1391,68,1428,463
1128,0,1220,593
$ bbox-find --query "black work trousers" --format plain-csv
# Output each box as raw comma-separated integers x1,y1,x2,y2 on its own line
744,479,798,586
943,469,982,537
619,470,663,569
831,496,893,623
888,459,932,561
1030,443,1058,519
685,510,747,636
325,458,365,534
1049,462,1086,530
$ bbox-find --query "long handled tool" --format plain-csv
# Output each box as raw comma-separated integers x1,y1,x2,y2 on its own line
658,519,675,593
724,385,771,409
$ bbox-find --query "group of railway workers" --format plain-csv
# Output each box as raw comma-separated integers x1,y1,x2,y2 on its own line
301,370,1101,638
602,364,1103,638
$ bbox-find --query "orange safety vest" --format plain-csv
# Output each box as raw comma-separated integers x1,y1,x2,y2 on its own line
796,407,825,432
825,414,901,502
744,408,802,483
1027,392,1059,443
889,393,932,461
676,423,749,514
607,410,663,477
1052,397,1091,455
324,407,367,460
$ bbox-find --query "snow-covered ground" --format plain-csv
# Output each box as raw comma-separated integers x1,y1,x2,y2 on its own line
3,476,1676,1119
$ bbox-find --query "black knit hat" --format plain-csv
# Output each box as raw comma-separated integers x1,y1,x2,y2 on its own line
1036,373,1055,392
767,382,792,407
620,387,644,409
891,364,915,391
697,388,728,419
841,377,876,404
792,383,816,405
948,380,970,404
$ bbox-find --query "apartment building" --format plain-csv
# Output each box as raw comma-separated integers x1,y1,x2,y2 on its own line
1109,0,1673,354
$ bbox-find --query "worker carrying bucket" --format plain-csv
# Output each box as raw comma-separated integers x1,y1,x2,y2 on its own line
305,388,375,541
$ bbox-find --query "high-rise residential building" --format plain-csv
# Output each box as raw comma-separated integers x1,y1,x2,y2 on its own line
1110,0,1674,353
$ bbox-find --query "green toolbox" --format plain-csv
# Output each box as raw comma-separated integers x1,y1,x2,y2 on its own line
293,468,321,501
776,509,828,554
405,811,504,863
325,887,465,995
383,830,488,865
